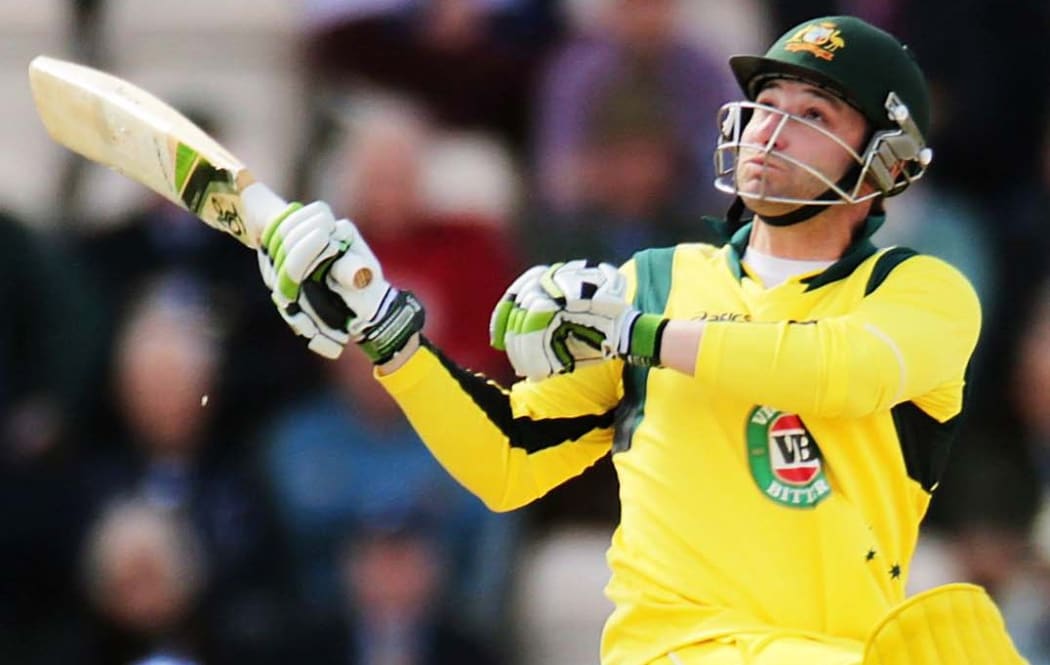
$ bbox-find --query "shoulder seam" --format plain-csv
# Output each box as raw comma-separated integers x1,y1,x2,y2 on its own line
864,247,920,296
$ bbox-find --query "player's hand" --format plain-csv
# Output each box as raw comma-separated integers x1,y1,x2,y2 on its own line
257,201,349,358
257,201,424,363
489,264,576,380
490,260,666,380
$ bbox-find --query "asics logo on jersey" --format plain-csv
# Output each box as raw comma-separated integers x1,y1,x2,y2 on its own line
691,311,750,322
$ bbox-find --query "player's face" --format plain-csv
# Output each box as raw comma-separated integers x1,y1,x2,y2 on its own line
734,80,869,213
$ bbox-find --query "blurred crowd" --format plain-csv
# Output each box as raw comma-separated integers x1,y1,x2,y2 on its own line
2,1,1050,664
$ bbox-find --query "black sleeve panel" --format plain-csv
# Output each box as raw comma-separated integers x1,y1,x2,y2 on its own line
423,338,618,454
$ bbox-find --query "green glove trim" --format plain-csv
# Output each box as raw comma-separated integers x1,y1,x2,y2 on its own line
540,262,566,302
549,325,575,370
562,321,606,350
261,202,302,249
263,202,304,302
626,314,668,368
508,306,523,336
521,308,557,335
549,320,607,373
277,272,300,303
490,300,512,351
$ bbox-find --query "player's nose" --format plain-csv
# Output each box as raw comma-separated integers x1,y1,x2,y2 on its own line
745,108,788,151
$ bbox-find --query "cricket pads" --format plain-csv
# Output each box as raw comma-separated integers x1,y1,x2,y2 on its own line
863,583,1028,665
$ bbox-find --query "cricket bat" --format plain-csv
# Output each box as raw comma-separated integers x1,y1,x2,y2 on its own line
28,55,287,249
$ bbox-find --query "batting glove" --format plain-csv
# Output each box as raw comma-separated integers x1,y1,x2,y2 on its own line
256,200,424,363
490,260,667,380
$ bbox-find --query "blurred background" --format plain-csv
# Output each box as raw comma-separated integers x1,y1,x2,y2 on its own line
1,0,1048,663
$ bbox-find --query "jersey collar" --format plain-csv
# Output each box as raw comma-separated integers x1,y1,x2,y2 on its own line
725,213,885,290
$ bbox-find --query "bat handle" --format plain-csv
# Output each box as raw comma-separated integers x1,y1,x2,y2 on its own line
331,251,377,292
242,184,377,297
241,182,289,248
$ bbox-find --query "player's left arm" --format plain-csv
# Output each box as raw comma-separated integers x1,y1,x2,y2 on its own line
674,255,981,418
510,256,980,419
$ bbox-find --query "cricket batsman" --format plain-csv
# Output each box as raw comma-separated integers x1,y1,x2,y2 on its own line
253,15,1028,665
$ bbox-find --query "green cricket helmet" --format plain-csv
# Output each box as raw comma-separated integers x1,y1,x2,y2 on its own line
714,16,933,218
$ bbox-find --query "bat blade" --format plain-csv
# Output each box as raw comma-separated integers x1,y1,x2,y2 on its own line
28,55,278,248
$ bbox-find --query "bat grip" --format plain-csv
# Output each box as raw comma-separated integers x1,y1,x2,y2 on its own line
241,182,289,248
331,252,376,292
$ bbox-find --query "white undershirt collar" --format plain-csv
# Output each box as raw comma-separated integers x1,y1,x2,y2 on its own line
741,246,835,288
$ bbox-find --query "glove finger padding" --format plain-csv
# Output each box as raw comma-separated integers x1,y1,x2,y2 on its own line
505,291,564,380
263,201,328,266
277,226,340,304
492,258,664,378
496,260,640,380
586,265,630,318
292,288,350,359
264,201,340,306
490,265,548,351
257,247,277,291
542,260,632,361
549,261,627,316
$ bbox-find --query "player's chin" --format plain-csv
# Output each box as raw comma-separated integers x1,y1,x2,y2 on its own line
735,182,798,214
735,175,782,200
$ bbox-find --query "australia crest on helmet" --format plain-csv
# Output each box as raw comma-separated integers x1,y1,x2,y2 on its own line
784,21,846,61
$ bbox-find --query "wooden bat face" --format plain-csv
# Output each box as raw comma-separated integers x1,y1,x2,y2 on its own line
28,55,268,248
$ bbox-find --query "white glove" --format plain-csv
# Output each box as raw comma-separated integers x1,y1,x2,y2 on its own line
257,201,350,358
490,260,666,381
489,264,578,380
256,199,424,362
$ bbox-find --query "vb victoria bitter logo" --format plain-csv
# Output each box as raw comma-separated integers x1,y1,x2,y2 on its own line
746,406,830,508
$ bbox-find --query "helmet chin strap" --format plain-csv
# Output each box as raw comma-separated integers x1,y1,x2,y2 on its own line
723,194,828,237
724,185,838,236
759,199,832,226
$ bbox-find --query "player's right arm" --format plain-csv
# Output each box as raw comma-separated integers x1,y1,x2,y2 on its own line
376,339,620,511
254,200,619,510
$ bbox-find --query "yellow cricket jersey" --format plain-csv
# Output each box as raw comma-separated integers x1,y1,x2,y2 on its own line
376,215,981,665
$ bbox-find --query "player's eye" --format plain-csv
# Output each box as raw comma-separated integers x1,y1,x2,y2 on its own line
755,95,779,110
801,107,828,123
